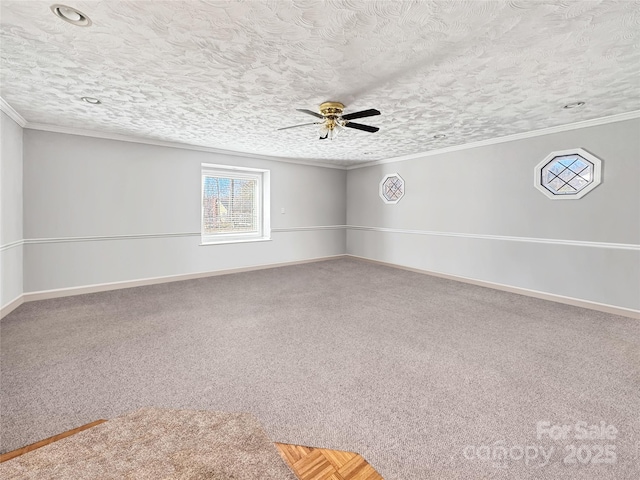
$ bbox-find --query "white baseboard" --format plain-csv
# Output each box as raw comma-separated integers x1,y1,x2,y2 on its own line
0,294,24,319
346,255,640,320
4,254,637,320
19,255,347,305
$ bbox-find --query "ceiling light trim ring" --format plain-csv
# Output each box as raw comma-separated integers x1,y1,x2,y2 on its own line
50,4,92,27
563,101,585,109
81,96,101,105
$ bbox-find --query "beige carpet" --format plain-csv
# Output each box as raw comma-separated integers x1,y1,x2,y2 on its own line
3,258,639,479
0,407,297,479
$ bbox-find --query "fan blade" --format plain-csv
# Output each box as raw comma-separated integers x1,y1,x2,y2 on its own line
277,122,320,131
345,122,379,133
342,108,381,120
296,108,324,119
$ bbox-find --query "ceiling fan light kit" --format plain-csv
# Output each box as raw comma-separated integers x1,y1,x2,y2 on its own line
279,101,381,140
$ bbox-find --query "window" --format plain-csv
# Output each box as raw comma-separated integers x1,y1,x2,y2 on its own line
201,163,270,244
379,173,405,204
534,148,602,200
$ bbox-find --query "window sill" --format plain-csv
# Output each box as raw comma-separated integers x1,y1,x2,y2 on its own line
199,237,271,246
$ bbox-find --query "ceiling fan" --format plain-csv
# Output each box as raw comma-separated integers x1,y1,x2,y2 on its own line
278,102,381,140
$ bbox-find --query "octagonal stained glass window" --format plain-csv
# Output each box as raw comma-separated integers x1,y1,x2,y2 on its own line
534,148,602,200
380,173,405,204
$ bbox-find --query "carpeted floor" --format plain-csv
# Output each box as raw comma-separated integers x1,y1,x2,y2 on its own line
1,258,638,479
0,407,296,479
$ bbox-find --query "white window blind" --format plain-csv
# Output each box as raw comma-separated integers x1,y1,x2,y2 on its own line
201,164,270,244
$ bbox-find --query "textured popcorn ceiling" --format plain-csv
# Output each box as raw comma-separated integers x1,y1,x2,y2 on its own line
1,0,639,166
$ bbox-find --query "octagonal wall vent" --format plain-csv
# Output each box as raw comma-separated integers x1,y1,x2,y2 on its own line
534,148,602,200
380,173,405,204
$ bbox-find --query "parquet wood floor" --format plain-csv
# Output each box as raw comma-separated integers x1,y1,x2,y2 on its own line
276,442,383,480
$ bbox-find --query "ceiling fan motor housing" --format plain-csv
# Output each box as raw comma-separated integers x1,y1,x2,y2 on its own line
319,102,345,117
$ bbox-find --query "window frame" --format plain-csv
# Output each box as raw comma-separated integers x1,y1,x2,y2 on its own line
379,173,405,204
533,148,602,200
200,163,271,245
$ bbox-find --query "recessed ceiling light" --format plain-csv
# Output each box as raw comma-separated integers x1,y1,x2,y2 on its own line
81,96,101,105
50,4,92,26
563,101,585,109
433,134,447,139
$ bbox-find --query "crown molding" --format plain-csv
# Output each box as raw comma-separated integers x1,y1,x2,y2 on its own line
347,110,640,170
23,122,348,170
7,97,638,171
0,97,27,127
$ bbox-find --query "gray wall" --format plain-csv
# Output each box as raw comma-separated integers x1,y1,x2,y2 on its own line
0,111,23,308
10,118,640,311
23,130,346,292
347,119,640,310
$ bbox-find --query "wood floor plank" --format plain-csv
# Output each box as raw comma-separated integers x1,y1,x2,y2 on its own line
297,445,313,457
277,443,383,480
350,464,382,480
319,448,357,469
337,454,378,479
293,449,335,480
276,443,305,465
